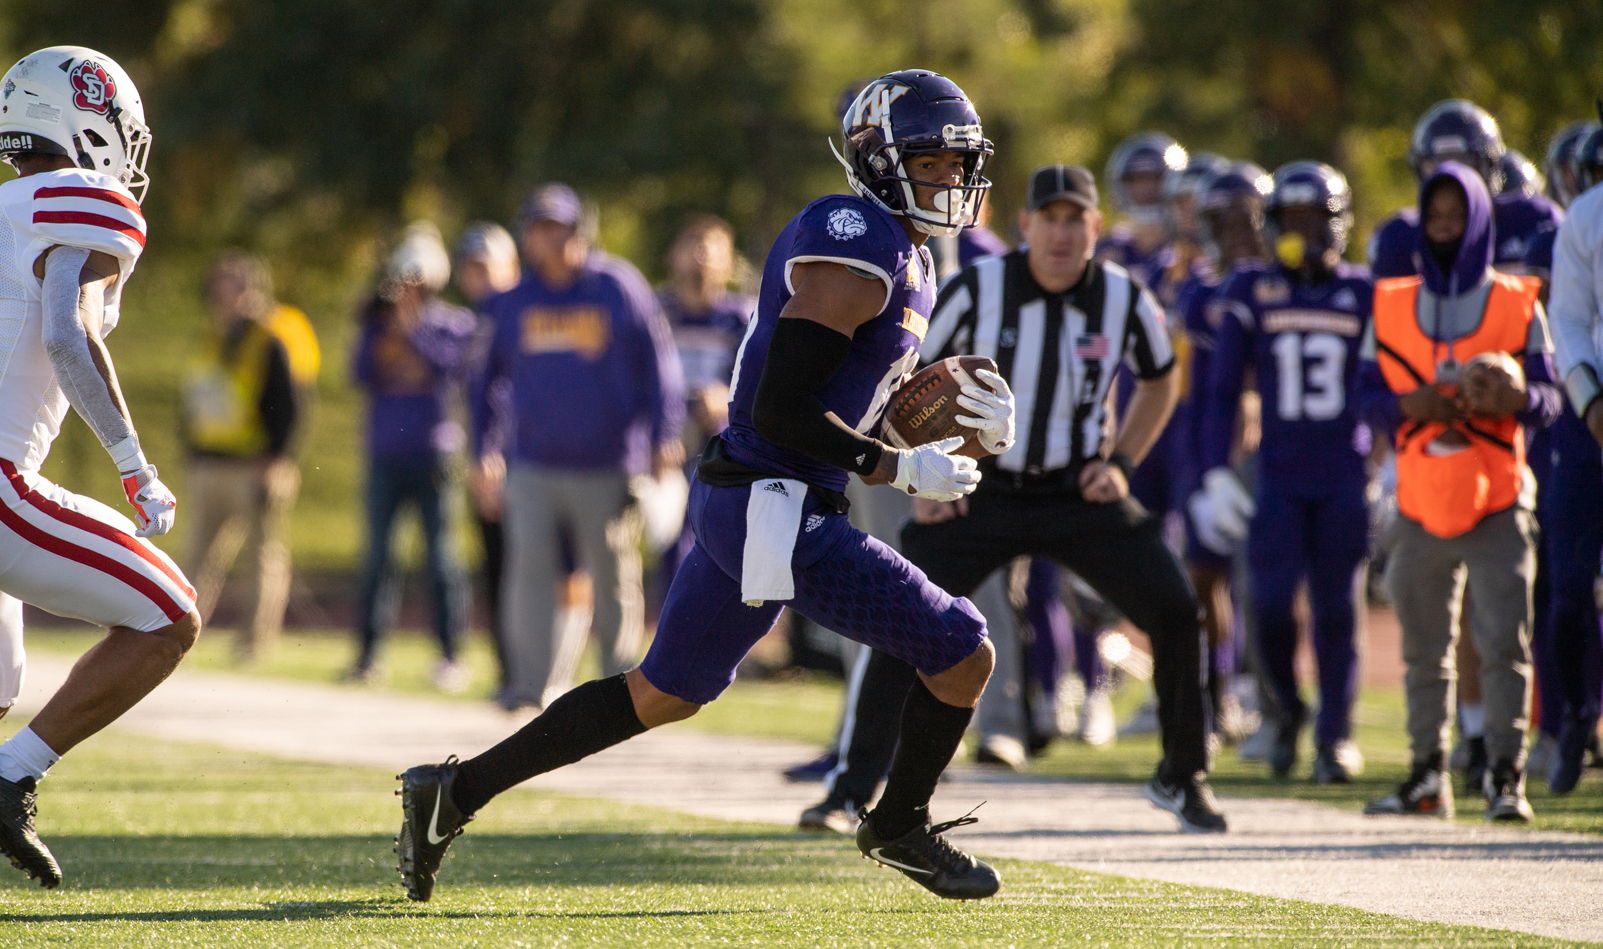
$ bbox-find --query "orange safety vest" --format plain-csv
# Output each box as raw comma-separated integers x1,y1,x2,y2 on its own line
1373,273,1539,538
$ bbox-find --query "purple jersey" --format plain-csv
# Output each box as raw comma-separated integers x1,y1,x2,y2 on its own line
721,195,936,492
1366,192,1563,278
1097,224,1178,308
958,225,1009,268
1172,264,1227,497
1201,261,1374,486
659,289,754,393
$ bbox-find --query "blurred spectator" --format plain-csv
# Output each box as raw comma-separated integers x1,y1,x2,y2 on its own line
453,222,523,695
181,251,303,662
349,222,476,691
656,215,753,588
1358,164,1560,822
473,183,684,711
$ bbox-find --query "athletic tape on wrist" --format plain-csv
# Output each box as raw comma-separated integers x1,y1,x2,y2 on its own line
108,433,146,474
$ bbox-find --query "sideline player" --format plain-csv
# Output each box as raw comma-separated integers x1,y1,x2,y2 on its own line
0,47,200,888
1370,101,1563,278
395,70,1012,902
1175,162,1273,745
1196,162,1374,783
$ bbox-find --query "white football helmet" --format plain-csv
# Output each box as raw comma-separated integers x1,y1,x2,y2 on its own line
0,46,151,203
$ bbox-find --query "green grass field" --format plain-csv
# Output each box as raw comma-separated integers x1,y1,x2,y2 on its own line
0,725,1593,948
25,626,1603,836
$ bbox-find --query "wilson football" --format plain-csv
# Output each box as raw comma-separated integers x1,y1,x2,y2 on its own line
883,355,1003,459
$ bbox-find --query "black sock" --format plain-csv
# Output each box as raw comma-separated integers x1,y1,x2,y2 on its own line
869,678,973,840
451,674,645,815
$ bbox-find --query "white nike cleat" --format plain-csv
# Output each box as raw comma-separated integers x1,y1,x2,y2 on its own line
395,755,473,901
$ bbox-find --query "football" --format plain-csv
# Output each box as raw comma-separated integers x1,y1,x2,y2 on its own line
883,355,1003,459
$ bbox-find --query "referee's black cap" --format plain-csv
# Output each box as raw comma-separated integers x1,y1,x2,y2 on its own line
1026,165,1098,212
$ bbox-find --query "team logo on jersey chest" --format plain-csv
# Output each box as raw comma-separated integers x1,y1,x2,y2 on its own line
1254,276,1291,306
827,207,867,241
69,59,116,116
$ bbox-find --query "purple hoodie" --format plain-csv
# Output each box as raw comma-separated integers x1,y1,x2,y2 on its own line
1357,162,1560,437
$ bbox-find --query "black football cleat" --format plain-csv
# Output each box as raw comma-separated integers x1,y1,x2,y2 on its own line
395,756,472,902
0,776,61,888
856,806,1000,900
1144,770,1228,833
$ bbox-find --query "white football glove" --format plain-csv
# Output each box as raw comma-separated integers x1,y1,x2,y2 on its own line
1197,467,1255,553
1187,488,1230,555
954,368,1015,455
121,463,177,538
890,436,980,502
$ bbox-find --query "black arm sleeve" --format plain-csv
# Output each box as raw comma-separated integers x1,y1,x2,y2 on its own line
752,317,887,476
258,338,299,458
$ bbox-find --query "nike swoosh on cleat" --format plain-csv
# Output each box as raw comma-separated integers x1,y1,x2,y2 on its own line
426,787,451,845
869,848,932,874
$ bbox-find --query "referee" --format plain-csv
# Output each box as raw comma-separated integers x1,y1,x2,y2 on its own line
799,165,1224,834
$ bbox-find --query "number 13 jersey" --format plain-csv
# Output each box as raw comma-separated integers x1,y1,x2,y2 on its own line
1201,260,1375,486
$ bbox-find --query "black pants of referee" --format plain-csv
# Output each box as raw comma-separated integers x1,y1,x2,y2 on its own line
823,478,1208,808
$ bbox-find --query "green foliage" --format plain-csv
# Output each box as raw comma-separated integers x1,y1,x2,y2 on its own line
1,3,1600,566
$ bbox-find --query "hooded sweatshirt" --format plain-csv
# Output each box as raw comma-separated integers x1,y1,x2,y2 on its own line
1356,162,1561,437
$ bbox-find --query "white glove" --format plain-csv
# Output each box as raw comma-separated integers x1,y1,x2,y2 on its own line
954,368,1015,455
1187,488,1230,555
1200,467,1255,551
890,436,980,502
121,464,177,538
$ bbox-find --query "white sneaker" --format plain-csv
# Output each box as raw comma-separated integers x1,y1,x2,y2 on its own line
1238,720,1276,761
432,659,471,694
976,734,1028,771
1079,686,1117,747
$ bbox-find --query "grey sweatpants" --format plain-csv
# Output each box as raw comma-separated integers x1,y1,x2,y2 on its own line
1384,506,1535,771
503,464,643,708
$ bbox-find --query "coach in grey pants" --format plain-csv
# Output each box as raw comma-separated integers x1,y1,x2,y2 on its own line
472,184,685,710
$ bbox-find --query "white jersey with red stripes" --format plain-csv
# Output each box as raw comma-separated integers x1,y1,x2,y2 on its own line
0,167,144,471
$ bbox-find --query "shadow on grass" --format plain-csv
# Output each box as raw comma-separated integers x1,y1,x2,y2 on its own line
5,900,770,924
0,831,866,895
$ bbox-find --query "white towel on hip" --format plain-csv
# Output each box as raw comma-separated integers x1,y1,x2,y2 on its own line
741,478,808,605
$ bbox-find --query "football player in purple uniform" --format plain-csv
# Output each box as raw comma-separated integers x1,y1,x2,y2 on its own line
1519,119,1601,793
1197,162,1375,784
394,69,1013,903
1175,162,1274,742
1369,101,1563,278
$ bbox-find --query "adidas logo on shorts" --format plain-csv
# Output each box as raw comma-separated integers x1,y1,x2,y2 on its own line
763,481,790,497
805,514,826,533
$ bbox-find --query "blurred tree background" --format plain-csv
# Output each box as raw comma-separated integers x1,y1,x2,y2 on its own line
0,0,1598,572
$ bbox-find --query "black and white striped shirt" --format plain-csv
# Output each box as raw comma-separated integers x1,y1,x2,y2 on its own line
921,250,1174,473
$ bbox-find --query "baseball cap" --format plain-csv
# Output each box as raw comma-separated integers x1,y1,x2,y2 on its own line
518,183,583,227
1027,165,1098,212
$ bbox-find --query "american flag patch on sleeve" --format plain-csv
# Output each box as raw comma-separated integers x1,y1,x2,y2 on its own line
32,183,147,257
1074,334,1109,359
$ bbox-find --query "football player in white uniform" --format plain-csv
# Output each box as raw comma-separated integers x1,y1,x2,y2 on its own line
0,46,200,888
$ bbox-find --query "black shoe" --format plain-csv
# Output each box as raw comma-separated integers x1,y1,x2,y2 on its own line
856,806,1001,900
0,776,61,888
1364,756,1454,818
1462,736,1488,798
1144,771,1228,833
782,751,838,783
395,756,473,902
798,794,857,835
1268,706,1304,778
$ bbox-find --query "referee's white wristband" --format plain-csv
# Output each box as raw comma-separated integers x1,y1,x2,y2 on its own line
108,433,146,474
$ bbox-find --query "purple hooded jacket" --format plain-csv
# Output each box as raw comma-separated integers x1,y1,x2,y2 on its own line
1356,162,1560,437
